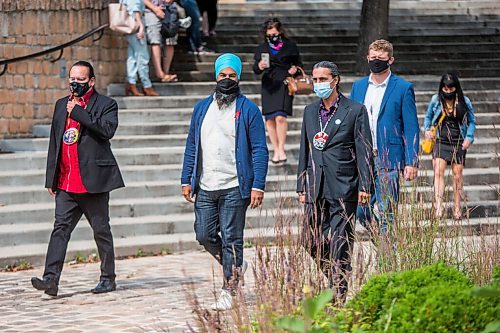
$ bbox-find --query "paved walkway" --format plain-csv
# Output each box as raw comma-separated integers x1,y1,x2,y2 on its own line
0,250,255,333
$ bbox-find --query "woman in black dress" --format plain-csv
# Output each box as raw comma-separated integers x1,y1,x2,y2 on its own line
424,74,476,220
253,18,303,163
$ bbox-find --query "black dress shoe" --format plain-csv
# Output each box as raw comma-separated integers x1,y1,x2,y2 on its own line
91,279,116,294
31,277,58,296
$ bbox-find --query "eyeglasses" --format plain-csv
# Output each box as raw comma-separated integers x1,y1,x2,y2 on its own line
266,35,280,39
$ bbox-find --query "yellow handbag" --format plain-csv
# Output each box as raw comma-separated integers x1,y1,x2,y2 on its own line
421,111,446,154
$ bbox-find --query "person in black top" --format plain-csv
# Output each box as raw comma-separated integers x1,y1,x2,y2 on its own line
424,73,476,220
253,18,303,163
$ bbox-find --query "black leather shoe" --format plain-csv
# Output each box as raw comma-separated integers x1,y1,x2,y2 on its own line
91,279,116,294
31,277,58,296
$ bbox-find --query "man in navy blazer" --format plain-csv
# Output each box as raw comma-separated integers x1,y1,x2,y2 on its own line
181,53,268,310
350,39,419,233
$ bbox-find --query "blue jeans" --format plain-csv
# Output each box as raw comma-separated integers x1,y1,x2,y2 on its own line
194,186,250,285
178,0,202,51
126,31,152,88
357,157,400,233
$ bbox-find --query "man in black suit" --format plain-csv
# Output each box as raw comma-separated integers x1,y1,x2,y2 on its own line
31,61,125,297
297,61,373,300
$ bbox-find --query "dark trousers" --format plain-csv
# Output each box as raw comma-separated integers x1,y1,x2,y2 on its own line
43,190,115,284
196,0,218,31
194,186,250,288
178,0,202,51
304,197,357,297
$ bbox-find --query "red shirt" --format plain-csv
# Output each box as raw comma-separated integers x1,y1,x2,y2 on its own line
57,88,94,193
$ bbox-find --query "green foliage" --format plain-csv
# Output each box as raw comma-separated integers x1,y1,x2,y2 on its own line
481,320,500,333
2,258,33,272
492,265,500,285
136,248,146,257
276,290,346,333
345,263,499,333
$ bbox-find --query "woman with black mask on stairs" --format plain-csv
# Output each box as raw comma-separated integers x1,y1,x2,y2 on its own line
253,17,303,164
424,73,476,220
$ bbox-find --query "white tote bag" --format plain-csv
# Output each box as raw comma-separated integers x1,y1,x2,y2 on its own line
109,1,140,34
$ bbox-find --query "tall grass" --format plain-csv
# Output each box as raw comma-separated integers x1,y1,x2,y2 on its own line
189,165,498,332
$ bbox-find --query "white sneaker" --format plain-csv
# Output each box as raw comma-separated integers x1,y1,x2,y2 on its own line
179,17,192,29
211,289,233,311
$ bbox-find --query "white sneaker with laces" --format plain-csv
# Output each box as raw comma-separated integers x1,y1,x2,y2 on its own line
179,17,192,29
211,289,233,311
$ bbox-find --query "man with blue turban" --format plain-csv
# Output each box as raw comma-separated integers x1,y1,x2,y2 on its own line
181,53,269,310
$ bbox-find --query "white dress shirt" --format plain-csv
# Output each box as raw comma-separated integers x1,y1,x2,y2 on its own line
199,96,239,191
363,72,391,150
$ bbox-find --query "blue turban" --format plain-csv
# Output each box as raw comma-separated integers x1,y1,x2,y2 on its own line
215,53,242,80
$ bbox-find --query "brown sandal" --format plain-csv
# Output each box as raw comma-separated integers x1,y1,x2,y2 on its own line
161,74,178,82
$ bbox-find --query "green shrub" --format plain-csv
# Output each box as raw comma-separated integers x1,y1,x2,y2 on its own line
344,263,499,333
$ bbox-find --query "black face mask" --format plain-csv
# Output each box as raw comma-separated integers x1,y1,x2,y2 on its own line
267,35,282,46
442,91,456,100
368,59,390,74
70,81,91,97
216,78,240,95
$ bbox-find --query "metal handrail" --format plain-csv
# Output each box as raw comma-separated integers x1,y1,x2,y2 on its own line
0,24,108,77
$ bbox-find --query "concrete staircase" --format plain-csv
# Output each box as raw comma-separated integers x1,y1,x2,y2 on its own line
1,1,499,266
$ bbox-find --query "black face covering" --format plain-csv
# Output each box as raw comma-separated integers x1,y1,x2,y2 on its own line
368,59,390,74
70,81,91,97
442,91,456,100
216,78,240,95
267,35,282,46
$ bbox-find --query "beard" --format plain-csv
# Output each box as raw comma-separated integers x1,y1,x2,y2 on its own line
214,89,239,108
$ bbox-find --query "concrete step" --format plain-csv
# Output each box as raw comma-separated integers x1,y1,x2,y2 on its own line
0,165,500,217
211,42,499,54
169,59,500,73
173,68,500,82
172,51,499,65
108,77,500,96
187,26,500,37
3,214,497,267
217,2,500,13
0,183,497,225
0,224,281,267
28,103,494,129
110,91,500,110
2,125,498,153
0,207,282,248
30,110,500,139
0,134,498,173
1,173,497,205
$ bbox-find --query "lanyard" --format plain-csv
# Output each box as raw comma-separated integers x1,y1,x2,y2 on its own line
318,95,340,132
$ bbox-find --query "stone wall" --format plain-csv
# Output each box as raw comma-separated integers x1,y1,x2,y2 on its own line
0,1,128,138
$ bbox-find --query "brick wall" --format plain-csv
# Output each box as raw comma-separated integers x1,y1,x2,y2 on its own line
0,1,128,138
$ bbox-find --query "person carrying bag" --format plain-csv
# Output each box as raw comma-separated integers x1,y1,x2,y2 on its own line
422,110,446,154
109,1,140,34
284,67,313,96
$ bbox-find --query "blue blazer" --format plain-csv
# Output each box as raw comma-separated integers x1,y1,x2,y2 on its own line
350,74,420,170
181,94,269,199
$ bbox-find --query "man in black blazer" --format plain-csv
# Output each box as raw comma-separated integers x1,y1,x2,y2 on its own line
297,61,373,300
31,61,124,297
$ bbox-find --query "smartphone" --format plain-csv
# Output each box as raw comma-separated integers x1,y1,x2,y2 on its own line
261,53,270,68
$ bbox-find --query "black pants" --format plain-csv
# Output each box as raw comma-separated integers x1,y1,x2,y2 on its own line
43,190,115,284
304,198,357,297
196,0,218,31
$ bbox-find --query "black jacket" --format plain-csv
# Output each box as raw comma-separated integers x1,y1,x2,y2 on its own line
45,91,125,193
296,94,373,203
253,37,302,116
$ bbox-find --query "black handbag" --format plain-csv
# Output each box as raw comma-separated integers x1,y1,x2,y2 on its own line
161,5,180,38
